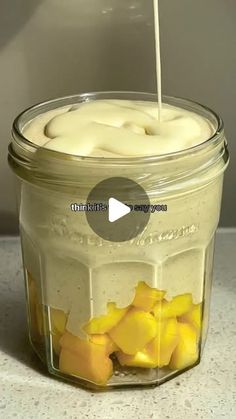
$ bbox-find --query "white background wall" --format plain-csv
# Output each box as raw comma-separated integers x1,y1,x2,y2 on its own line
0,0,235,233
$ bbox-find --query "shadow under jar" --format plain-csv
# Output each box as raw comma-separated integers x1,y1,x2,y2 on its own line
8,92,229,390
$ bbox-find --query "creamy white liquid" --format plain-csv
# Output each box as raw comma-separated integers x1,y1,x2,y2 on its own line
24,100,213,157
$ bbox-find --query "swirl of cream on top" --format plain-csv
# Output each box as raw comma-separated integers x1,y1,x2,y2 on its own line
24,100,214,157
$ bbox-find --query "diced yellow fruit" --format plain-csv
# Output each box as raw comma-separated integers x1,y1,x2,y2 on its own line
59,332,113,385
90,334,119,354
60,349,113,386
132,281,166,311
60,332,108,356
50,309,68,355
169,323,199,370
146,318,179,367
179,303,202,333
116,318,179,368
109,308,158,355
50,308,67,334
153,294,193,319
83,303,128,335
116,350,158,368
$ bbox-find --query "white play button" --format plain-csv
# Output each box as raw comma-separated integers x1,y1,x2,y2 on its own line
108,198,131,223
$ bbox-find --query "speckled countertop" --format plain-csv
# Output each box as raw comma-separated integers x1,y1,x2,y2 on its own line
0,231,235,419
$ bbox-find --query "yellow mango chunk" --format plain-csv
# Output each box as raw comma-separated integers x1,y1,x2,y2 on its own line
153,294,193,319
89,334,119,354
109,308,158,355
132,281,165,311
179,303,202,333
116,349,158,368
59,332,113,385
50,308,68,355
146,318,179,367
116,318,179,368
169,323,199,370
50,308,67,334
83,303,128,335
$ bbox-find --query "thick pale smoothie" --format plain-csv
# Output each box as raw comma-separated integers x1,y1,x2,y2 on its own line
22,99,217,330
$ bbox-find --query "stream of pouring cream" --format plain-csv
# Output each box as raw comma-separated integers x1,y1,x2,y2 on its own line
153,0,162,121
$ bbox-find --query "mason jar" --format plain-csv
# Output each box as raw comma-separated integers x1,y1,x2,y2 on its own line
8,92,229,389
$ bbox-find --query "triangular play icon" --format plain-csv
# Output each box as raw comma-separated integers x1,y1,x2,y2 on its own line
108,198,131,223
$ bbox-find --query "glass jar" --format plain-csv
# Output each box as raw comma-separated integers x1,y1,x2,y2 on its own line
8,92,229,389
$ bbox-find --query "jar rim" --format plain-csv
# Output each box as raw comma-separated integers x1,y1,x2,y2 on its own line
11,91,224,165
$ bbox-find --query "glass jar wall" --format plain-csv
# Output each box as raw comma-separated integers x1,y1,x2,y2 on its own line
9,92,229,389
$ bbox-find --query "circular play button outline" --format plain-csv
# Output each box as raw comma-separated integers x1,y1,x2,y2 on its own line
86,177,150,242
